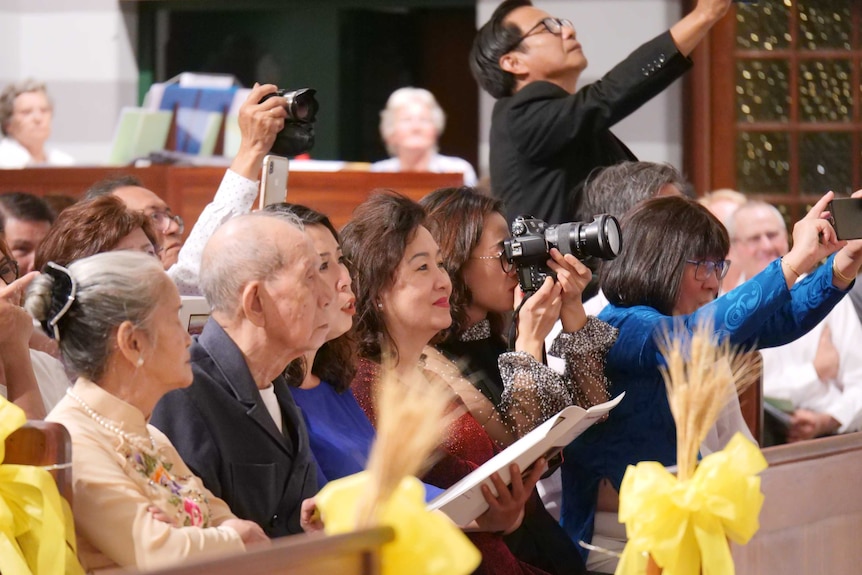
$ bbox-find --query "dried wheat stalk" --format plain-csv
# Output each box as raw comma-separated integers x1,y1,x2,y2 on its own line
356,357,453,528
658,319,760,482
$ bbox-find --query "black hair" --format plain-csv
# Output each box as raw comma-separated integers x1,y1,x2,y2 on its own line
469,0,532,99
0,192,54,234
83,175,144,201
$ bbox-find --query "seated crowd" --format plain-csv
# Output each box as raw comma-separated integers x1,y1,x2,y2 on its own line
3,4,862,575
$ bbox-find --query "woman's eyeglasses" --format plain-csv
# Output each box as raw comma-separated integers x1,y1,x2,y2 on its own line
686,259,731,281
509,17,574,51
0,257,19,285
472,250,516,274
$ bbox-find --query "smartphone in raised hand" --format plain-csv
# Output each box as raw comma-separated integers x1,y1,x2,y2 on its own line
259,154,289,209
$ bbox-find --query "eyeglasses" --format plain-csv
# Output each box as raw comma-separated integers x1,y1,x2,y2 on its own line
509,17,574,51
472,250,515,274
0,257,18,285
686,259,731,281
149,211,184,235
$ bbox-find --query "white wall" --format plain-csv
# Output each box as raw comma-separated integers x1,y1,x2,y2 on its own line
0,0,138,165
475,0,685,178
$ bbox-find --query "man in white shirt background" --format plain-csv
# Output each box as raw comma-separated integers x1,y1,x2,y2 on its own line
730,200,862,442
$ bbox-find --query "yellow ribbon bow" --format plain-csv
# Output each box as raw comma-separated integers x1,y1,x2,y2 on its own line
615,433,767,575
0,397,84,575
316,472,481,575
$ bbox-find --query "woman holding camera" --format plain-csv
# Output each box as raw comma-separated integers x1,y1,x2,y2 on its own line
421,187,616,444
29,252,267,572
561,191,862,572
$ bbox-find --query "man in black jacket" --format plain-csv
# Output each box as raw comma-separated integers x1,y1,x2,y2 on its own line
151,212,334,538
471,0,732,225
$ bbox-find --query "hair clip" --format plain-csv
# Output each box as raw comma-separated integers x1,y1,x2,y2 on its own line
43,262,78,342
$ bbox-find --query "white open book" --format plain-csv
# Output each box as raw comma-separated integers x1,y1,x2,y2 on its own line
427,393,625,526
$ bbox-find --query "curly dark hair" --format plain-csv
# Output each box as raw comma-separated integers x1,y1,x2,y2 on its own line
421,186,508,341
340,190,430,362
34,194,159,271
601,196,730,315
265,202,356,392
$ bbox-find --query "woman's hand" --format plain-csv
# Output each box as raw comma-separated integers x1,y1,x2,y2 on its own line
831,189,862,288
514,278,562,362
148,505,176,526
546,249,591,332
474,459,547,535
782,191,845,286
0,271,38,307
221,518,271,548
299,497,325,534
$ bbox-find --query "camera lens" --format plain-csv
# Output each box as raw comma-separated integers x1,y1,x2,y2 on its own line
547,214,621,260
284,88,319,122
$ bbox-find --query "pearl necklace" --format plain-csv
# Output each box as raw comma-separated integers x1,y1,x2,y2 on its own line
66,388,157,453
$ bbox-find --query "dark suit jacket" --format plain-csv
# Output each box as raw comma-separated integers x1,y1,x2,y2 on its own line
150,318,317,538
490,31,692,226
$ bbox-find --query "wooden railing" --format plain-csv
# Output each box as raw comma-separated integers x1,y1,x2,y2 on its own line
732,431,862,573
122,527,395,575
0,167,464,231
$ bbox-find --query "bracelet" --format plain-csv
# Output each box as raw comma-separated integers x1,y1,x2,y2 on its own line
832,260,855,284
781,257,801,279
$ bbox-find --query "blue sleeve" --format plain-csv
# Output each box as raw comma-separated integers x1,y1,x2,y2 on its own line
603,256,848,371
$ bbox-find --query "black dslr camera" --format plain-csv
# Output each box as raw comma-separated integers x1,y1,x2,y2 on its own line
503,214,622,293
259,88,319,157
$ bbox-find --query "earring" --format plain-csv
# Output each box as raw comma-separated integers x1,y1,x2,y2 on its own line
377,302,383,310
136,357,144,367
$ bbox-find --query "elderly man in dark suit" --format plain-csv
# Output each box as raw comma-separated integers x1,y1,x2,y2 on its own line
151,212,333,537
470,0,732,226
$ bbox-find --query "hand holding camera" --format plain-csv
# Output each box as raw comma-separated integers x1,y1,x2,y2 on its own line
514,277,563,362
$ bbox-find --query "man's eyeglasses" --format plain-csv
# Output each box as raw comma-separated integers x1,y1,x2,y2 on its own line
686,259,731,281
472,250,516,274
149,211,185,235
0,257,19,285
509,17,574,51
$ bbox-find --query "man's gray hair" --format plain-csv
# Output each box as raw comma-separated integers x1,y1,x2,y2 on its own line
579,161,693,221
0,79,50,135
200,211,304,315
25,251,166,381
727,200,786,240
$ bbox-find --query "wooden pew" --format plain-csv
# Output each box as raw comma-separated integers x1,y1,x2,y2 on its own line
121,527,395,575
0,167,464,230
4,420,73,506
731,431,862,574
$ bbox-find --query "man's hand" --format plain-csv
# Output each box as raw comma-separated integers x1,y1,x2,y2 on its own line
671,0,733,57
229,83,288,180
788,409,840,442
813,325,839,383
299,497,325,534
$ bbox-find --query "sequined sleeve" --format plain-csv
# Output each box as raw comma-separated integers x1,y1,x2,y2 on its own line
549,316,617,409
497,351,574,439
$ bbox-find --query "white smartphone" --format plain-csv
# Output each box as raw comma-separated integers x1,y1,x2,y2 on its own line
259,154,289,209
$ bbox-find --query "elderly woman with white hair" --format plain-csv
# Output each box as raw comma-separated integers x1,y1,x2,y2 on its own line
0,78,74,168
371,87,477,185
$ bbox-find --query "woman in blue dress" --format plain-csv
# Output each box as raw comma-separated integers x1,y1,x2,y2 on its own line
561,191,862,572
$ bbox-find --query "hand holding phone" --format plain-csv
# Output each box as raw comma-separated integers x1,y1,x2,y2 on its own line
828,198,862,241
259,154,289,209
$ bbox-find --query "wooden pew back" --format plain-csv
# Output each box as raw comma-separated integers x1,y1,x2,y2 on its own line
123,527,395,575
732,431,862,574
4,420,73,506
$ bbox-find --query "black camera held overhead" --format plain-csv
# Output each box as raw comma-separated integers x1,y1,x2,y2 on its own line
259,88,319,157
503,214,622,293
